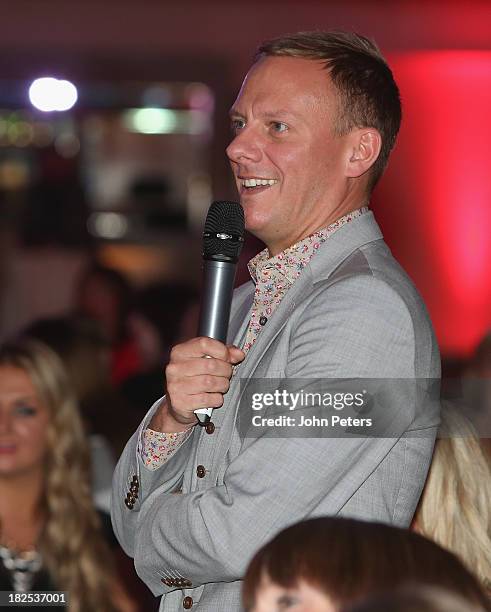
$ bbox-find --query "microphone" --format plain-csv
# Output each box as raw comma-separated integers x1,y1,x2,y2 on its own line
194,201,245,424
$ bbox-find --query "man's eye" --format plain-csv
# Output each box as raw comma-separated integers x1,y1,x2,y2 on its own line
270,121,288,133
231,118,246,133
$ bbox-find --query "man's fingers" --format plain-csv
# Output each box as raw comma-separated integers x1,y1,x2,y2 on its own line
166,356,233,380
168,374,230,396
168,390,225,411
227,345,245,364
170,337,231,362
164,337,244,419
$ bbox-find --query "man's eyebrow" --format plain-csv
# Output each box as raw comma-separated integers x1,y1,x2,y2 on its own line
262,110,298,120
228,109,300,120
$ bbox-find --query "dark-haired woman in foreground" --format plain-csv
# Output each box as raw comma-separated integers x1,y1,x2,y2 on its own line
243,517,490,612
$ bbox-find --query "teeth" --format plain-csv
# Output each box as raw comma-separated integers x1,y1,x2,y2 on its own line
242,178,277,188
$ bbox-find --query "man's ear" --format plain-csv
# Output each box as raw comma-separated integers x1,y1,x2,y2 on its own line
345,128,382,178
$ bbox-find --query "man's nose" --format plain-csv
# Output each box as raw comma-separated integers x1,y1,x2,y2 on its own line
226,127,262,164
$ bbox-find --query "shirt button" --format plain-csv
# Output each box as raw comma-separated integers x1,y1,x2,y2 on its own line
183,596,193,609
196,465,206,478
205,422,215,435
259,316,268,326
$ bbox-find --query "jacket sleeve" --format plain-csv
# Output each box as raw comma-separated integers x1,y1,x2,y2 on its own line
110,397,195,558
110,282,253,564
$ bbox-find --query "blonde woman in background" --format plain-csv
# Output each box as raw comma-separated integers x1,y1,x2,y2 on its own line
413,404,491,590
0,338,136,611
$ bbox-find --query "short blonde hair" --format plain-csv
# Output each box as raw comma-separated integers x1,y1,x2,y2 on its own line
256,31,401,190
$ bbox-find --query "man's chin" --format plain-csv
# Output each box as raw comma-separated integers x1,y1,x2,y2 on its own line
244,216,270,244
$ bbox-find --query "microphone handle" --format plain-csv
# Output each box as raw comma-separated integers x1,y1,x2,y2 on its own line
195,259,237,424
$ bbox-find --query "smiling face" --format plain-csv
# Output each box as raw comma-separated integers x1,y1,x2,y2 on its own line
227,55,365,255
251,575,336,612
0,366,50,480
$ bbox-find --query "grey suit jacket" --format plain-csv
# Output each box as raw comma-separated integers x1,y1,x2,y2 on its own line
111,212,440,611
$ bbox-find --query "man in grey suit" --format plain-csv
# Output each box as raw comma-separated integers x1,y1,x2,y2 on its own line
112,31,440,611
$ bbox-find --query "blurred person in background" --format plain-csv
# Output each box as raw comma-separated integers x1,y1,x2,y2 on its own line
342,585,488,612
24,316,123,511
0,338,136,611
75,263,140,385
412,404,491,591
122,282,198,418
25,315,139,459
242,517,490,612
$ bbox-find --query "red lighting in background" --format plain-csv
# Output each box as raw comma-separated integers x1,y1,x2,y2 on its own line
374,51,491,357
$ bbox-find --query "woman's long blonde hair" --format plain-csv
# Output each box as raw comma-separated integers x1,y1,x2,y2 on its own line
0,339,119,612
415,404,491,588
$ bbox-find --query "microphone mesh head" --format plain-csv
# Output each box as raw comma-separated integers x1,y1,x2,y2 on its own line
203,201,245,262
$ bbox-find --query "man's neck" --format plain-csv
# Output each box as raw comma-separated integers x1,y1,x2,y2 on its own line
266,202,369,257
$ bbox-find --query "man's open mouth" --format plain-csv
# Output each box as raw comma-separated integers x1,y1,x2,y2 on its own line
241,177,278,190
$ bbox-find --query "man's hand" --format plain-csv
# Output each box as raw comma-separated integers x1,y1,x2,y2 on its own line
149,337,245,433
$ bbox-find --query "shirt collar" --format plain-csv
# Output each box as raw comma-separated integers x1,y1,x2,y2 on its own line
248,207,369,285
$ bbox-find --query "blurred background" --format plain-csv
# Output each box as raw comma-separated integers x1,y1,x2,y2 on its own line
0,0,489,363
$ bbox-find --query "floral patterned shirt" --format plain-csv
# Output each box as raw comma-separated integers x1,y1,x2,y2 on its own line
142,206,369,470
244,207,369,354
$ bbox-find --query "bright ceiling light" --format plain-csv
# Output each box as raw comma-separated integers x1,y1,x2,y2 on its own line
29,77,78,112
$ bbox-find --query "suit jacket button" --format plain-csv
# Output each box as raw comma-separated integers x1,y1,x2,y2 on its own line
183,596,193,609
205,422,215,434
196,465,206,478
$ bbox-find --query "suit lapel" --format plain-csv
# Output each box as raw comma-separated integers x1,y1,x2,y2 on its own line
229,211,383,384
208,212,385,476
227,282,254,346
